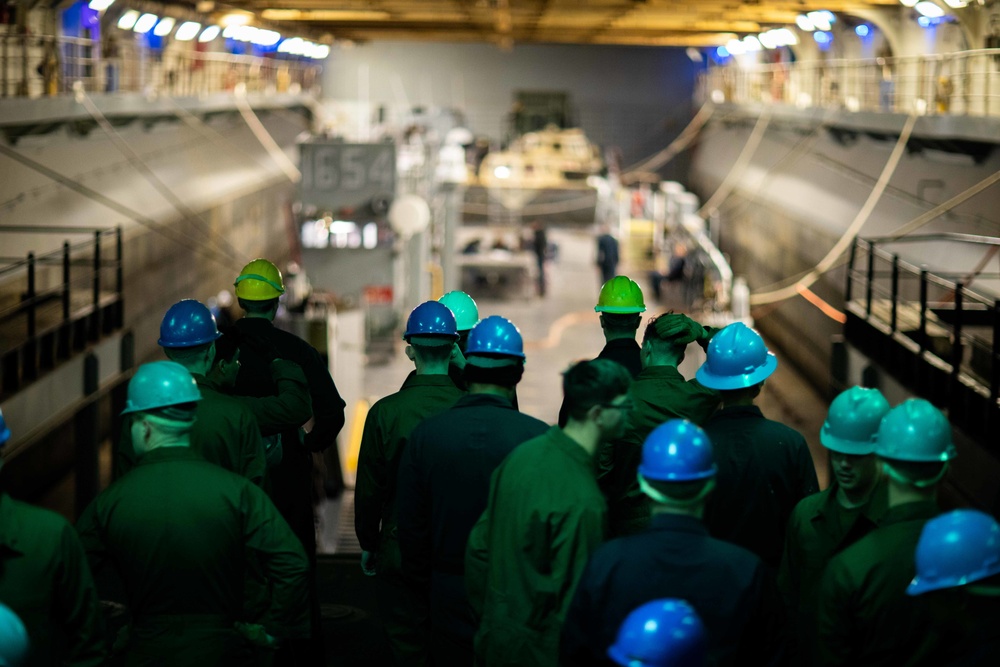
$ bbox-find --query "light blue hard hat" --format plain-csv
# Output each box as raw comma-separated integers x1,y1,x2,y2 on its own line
821,386,891,456
0,602,29,667
908,509,1000,596
875,398,956,463
695,322,777,390
121,361,202,415
466,315,525,359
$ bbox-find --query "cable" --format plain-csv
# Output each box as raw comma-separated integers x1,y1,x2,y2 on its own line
74,88,243,262
750,114,918,306
621,103,716,175
0,143,242,271
696,107,772,220
233,91,302,183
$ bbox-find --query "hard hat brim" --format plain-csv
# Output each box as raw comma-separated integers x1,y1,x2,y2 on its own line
638,464,717,482
0,426,10,445
404,334,460,346
606,645,631,667
820,428,877,456
874,445,958,462
595,305,646,314
157,330,223,348
695,353,777,390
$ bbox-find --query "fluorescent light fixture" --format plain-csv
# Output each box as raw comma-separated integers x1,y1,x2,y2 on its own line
199,25,221,42
900,0,919,6
855,24,871,37
175,22,201,41
807,11,834,31
278,37,304,54
742,35,762,51
943,0,967,6
88,0,115,11
773,28,798,45
153,17,175,37
725,38,746,55
759,31,778,49
223,25,239,38
795,15,815,31
117,9,139,30
494,166,511,179
133,13,159,34
219,12,253,27
261,9,390,21
312,44,330,59
235,25,258,42
253,29,282,47
915,1,945,17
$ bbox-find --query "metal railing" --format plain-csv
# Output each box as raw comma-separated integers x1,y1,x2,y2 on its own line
846,234,1000,433
702,49,1000,118
0,31,323,99
0,226,124,397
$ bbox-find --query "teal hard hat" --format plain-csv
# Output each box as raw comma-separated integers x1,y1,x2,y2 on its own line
874,398,956,462
821,386,891,456
0,602,29,667
439,290,480,331
466,315,525,359
639,420,716,482
0,408,10,447
403,301,460,344
695,322,777,390
158,299,222,348
121,361,202,415
908,509,1000,596
607,599,706,667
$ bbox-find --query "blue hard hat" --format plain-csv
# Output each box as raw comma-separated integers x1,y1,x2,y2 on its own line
874,398,956,463
158,299,222,348
403,301,460,343
908,509,1000,596
695,322,777,390
607,599,707,667
639,419,716,482
0,602,29,667
466,315,525,359
0,408,9,447
821,386,891,456
121,361,202,415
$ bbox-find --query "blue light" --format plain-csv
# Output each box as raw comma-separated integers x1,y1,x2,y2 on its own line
855,24,870,38
918,16,931,28
814,31,832,45
716,46,729,58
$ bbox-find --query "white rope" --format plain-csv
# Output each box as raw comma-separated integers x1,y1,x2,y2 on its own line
750,114,918,306
697,106,772,219
233,90,302,183
622,103,716,175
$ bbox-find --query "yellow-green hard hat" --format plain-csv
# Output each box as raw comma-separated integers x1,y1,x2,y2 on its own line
235,258,285,301
595,276,646,314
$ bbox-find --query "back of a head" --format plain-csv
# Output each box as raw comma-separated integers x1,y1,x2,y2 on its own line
121,361,202,421
464,315,526,388
642,313,695,359
158,299,222,350
875,399,956,487
695,322,776,391
404,301,460,358
235,258,284,315
908,509,1000,596
639,420,717,506
0,603,29,667
563,358,632,422
595,276,646,315
607,599,706,667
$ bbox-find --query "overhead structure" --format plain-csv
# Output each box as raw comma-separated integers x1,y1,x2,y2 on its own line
240,0,905,47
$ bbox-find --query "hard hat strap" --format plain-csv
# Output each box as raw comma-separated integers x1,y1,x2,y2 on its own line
638,475,715,506
234,273,285,294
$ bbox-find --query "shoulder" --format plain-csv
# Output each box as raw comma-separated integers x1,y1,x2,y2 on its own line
763,418,808,445
791,488,829,521
4,497,73,536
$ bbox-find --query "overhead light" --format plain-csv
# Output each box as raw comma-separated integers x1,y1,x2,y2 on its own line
796,15,815,31
175,22,201,41
252,29,282,47
312,44,331,59
773,28,798,45
855,24,871,37
807,11,835,31
88,0,115,10
814,31,832,45
716,46,730,58
117,9,139,30
900,0,919,6
759,31,778,49
153,17,175,37
942,0,967,6
219,11,253,27
235,25,258,42
742,35,762,51
133,13,159,34
726,38,746,55
915,1,945,17
198,25,221,42
261,9,390,21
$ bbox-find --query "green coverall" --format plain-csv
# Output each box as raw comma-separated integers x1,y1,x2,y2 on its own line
0,493,106,667
778,477,888,664
228,358,313,437
598,365,720,536
354,374,465,666
116,374,267,485
816,500,940,667
465,426,607,666
77,447,309,666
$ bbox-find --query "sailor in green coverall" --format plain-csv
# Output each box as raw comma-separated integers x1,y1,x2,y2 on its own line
77,362,310,666
355,301,466,666
0,408,106,667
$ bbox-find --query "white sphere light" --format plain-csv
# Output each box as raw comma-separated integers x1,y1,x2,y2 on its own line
388,195,431,237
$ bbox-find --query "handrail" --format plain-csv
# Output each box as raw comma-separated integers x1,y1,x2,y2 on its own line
864,232,1000,246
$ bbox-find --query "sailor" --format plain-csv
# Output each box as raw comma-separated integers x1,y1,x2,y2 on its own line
562,420,785,667
117,299,267,484
0,603,29,667
599,312,720,537
0,408,106,667
76,361,310,666
465,359,632,666
816,398,954,666
907,509,1000,665
778,386,891,663
402,290,480,392
355,300,466,666
226,258,346,665
595,225,620,285
557,275,647,426
396,315,548,666
606,599,707,667
696,322,819,567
